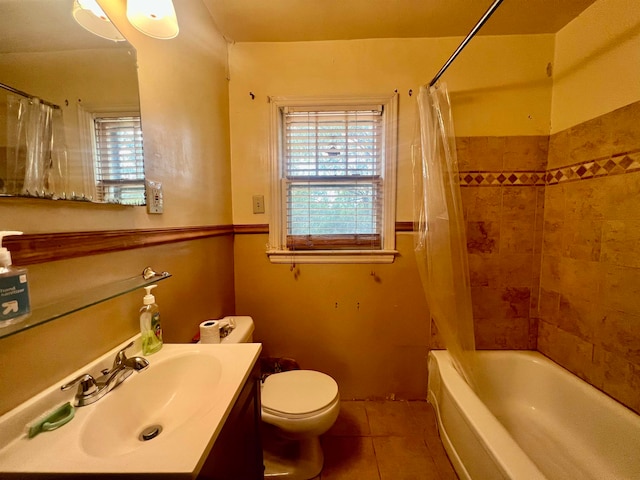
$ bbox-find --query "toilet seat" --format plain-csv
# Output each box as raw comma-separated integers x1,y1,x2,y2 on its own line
262,370,339,419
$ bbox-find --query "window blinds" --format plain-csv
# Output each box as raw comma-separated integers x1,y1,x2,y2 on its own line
283,107,384,250
94,116,145,205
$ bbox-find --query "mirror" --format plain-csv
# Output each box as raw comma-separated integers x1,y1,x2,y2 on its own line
0,0,145,205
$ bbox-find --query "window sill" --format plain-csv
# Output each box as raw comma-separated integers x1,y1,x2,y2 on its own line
267,249,398,264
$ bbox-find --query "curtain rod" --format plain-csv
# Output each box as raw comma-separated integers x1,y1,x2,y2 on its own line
428,0,505,87
0,81,61,110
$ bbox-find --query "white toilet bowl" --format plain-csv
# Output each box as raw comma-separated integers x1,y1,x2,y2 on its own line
262,370,340,436
219,316,340,480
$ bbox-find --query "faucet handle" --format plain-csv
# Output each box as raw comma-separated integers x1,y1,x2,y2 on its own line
61,373,98,396
112,341,135,369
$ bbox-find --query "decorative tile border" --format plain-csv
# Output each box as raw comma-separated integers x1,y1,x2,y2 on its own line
459,149,640,187
459,171,545,186
545,150,640,185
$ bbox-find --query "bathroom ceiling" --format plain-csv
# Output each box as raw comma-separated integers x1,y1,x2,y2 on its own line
201,0,598,42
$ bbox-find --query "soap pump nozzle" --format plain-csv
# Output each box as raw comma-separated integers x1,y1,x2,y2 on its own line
0,231,23,268
143,285,157,305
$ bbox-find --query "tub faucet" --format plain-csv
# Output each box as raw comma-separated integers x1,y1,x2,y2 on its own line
61,341,149,407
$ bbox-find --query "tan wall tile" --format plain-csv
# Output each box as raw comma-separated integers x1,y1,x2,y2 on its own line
542,184,565,256
536,319,559,358
596,310,640,365
547,326,595,380
557,257,601,302
503,135,548,171
499,254,534,287
474,317,496,348
601,264,640,315
569,115,612,163
596,349,640,414
467,221,499,254
502,287,531,319
564,179,606,221
463,186,502,221
472,287,531,322
468,253,500,287
561,215,603,261
468,136,505,171
547,129,570,169
610,102,640,154
538,288,560,324
493,317,531,349
500,221,535,253
540,255,562,292
602,218,640,268
455,137,472,171
533,186,546,254
502,187,538,223
528,317,539,349
557,294,601,342
471,287,504,320
602,173,640,222
542,101,640,413
459,187,472,221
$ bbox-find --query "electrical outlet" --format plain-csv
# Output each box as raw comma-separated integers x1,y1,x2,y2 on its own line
146,180,163,214
252,194,265,214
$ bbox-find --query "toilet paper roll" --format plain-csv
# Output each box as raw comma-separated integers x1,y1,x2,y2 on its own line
200,320,221,344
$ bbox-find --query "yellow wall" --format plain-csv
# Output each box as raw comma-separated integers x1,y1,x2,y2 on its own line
229,35,554,226
228,34,554,398
551,0,640,132
0,0,234,415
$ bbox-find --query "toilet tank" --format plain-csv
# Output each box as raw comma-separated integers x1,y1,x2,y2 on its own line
220,316,254,343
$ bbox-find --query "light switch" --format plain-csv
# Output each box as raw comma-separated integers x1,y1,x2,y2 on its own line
252,195,265,214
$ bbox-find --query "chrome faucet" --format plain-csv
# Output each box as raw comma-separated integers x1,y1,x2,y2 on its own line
61,341,149,407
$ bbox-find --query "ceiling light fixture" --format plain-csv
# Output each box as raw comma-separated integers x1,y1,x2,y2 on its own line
72,0,125,42
126,0,180,40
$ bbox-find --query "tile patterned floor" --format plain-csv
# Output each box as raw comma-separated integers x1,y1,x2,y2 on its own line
318,400,458,480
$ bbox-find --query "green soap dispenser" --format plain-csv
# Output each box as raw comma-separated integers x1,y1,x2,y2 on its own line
0,231,31,328
140,284,163,355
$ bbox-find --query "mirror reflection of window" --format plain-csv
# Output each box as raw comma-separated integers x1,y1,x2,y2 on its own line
92,113,145,205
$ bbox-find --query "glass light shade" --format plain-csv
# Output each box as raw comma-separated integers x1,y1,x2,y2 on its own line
126,0,179,39
72,0,125,42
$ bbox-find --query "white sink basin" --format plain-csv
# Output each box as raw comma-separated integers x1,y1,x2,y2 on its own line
81,351,223,458
0,337,261,477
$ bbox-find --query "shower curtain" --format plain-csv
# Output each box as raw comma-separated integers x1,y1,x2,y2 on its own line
413,83,477,387
5,94,68,198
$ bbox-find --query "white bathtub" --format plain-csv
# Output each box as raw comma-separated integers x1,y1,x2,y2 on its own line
427,350,640,480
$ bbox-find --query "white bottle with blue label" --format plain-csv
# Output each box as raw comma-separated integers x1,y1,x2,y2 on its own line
0,231,31,328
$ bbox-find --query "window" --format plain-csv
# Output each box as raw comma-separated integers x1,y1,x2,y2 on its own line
268,95,398,264
93,114,145,205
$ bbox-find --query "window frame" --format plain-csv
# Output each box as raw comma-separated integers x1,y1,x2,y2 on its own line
268,94,398,264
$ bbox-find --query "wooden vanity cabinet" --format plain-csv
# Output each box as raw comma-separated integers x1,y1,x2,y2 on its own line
197,362,263,480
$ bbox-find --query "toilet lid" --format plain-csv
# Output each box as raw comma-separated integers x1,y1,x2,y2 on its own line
262,370,339,416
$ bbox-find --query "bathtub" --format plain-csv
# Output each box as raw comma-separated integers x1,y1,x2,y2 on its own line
427,350,640,480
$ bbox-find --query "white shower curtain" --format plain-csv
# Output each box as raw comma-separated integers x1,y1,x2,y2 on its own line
413,83,477,387
5,94,68,198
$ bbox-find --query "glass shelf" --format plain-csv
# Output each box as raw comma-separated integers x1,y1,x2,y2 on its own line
0,268,171,339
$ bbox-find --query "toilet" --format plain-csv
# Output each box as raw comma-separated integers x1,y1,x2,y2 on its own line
220,316,340,480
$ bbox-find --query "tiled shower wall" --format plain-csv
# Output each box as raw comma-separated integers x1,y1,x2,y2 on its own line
457,135,547,350
539,100,640,413
451,100,640,413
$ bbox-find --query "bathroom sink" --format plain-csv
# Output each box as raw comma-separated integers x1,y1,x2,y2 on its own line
0,337,261,478
81,352,223,458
